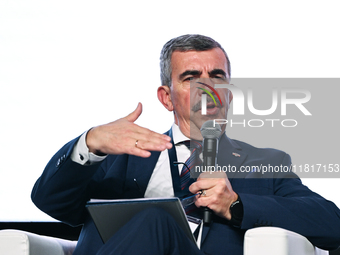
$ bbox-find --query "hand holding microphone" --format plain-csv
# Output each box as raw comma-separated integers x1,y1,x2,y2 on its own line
200,120,221,224
189,120,239,223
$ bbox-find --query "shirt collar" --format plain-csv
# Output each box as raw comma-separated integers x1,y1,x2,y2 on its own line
171,123,190,145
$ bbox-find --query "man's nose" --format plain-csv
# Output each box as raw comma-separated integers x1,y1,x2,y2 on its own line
194,78,215,89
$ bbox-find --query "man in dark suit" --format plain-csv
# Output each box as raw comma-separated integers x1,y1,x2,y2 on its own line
31,34,340,255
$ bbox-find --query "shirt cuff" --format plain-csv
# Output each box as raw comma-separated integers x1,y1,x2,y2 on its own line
71,131,107,165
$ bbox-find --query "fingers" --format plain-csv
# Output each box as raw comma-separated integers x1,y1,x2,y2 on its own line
133,133,171,152
124,102,143,123
189,172,237,219
86,103,172,157
189,172,227,193
124,102,171,150
121,130,172,158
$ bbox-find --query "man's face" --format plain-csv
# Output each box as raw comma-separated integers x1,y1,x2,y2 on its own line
170,48,232,139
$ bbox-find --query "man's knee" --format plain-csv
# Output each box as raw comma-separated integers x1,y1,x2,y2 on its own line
135,207,174,223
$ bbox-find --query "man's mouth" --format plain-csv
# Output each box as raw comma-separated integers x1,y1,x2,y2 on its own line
206,102,216,109
205,102,221,115
192,97,222,113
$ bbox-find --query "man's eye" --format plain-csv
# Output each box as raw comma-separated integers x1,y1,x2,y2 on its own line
213,76,227,81
184,77,193,81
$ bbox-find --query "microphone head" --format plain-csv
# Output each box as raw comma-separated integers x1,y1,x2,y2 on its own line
200,120,222,139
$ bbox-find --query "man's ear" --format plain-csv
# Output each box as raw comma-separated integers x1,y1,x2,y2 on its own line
157,85,174,111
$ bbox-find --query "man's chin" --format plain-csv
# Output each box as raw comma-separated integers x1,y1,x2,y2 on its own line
189,119,214,140
190,110,227,137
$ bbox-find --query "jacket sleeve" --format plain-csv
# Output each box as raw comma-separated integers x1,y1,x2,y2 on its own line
31,136,116,226
239,153,340,250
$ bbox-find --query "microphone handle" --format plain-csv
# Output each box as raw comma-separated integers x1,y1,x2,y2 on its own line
203,206,213,224
202,138,218,224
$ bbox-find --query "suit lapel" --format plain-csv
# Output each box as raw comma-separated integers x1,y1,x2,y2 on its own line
125,151,161,198
124,130,171,198
217,134,248,180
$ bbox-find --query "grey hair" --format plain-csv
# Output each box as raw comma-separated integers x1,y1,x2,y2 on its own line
160,34,231,86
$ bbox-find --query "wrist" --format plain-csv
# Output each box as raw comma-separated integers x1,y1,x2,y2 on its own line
86,128,106,156
228,194,244,227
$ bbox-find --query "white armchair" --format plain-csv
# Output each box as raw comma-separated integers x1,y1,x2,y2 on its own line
244,227,329,255
0,229,77,255
0,227,330,255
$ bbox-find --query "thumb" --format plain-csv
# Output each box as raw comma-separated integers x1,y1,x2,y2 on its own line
125,102,143,123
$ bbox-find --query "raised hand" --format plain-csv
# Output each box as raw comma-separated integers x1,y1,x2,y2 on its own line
86,103,172,158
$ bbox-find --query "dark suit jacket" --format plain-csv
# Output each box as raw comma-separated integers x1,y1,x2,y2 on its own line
31,133,340,255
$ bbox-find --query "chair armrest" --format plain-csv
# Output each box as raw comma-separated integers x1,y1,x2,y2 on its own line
244,227,328,255
0,229,77,255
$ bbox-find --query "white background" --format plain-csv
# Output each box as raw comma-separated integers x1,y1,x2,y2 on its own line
0,0,339,221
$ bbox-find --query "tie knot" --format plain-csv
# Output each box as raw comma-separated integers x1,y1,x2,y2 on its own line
178,140,202,152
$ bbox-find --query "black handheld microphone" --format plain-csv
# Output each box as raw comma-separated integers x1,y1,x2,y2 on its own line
200,120,222,224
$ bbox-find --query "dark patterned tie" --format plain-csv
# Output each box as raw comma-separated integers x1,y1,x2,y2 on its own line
179,140,202,191
176,140,203,217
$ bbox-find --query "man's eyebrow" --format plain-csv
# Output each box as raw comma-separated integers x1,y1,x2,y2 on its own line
179,70,202,80
209,69,227,77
